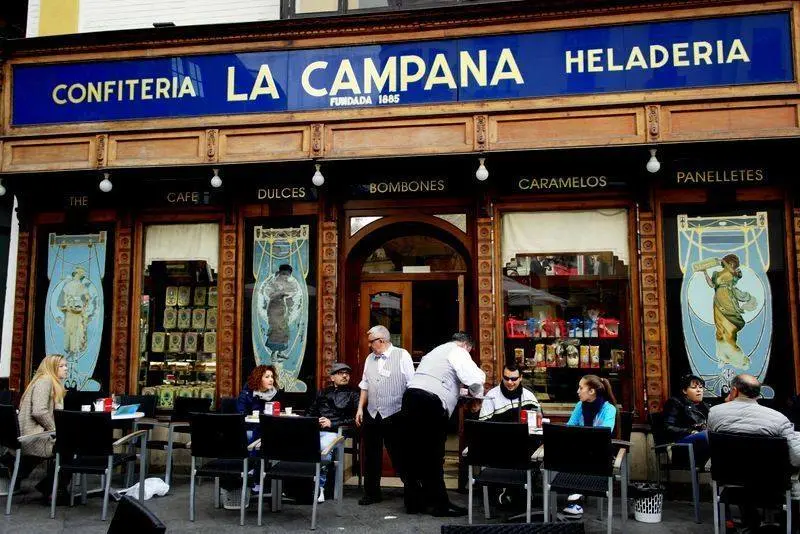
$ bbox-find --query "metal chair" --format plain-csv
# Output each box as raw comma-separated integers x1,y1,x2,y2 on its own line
217,396,239,414
188,412,250,526
709,431,792,534
63,389,107,411
107,495,166,534
650,411,702,523
463,420,537,524
145,396,211,488
337,424,362,489
0,404,55,515
542,423,624,534
50,410,148,520
255,414,343,530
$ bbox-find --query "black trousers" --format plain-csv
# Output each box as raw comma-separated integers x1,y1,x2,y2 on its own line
401,388,449,511
362,411,405,498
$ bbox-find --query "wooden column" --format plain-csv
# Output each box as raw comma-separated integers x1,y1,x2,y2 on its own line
639,212,667,412
110,222,132,394
217,222,237,399
319,221,338,385
9,228,31,392
476,217,496,387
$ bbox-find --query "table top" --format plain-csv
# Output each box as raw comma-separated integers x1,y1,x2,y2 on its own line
245,413,299,423
111,411,145,420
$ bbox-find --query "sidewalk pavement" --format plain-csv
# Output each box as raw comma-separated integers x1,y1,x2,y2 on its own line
0,475,715,533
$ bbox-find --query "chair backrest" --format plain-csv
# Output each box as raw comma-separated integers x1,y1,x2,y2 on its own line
189,413,248,459
620,411,633,441
709,431,791,490
54,410,113,457
648,412,668,446
217,396,238,414
63,389,107,412
107,495,166,534
542,423,613,477
0,404,20,450
173,396,212,421
464,420,531,469
259,415,322,463
117,394,157,419
441,523,586,533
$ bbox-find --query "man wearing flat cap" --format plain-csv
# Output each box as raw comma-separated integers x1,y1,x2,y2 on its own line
306,362,360,502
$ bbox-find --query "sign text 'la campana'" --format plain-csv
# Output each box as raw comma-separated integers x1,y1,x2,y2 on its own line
13,13,792,125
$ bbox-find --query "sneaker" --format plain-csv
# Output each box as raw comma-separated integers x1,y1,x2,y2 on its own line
567,493,583,503
251,484,261,494
562,503,583,517
317,487,325,503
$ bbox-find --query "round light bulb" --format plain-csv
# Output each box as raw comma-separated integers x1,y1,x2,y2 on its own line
99,173,113,193
210,169,222,188
646,149,661,174
312,164,325,187
0,180,6,197
475,157,489,181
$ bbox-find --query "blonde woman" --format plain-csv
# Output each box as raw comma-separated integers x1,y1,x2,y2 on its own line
16,354,69,501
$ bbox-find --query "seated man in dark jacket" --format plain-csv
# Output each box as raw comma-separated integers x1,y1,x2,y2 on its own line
306,362,360,502
662,373,710,466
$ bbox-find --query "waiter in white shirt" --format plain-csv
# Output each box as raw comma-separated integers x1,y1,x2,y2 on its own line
355,325,415,505
401,332,486,516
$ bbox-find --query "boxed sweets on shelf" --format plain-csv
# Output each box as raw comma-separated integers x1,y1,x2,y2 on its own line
598,318,620,338
505,318,529,338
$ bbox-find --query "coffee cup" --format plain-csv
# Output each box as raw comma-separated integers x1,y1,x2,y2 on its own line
284,407,293,415
252,410,260,418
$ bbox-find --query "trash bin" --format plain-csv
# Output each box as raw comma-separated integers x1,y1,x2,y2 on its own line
630,482,664,523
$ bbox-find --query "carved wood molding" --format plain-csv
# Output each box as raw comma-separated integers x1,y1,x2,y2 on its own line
639,211,666,413
217,223,237,399
206,128,219,162
474,114,488,152
110,225,132,394
647,105,660,142
476,217,496,388
319,221,338,387
95,134,108,167
311,123,324,159
9,230,30,392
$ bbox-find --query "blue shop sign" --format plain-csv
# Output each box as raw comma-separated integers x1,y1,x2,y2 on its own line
11,12,792,126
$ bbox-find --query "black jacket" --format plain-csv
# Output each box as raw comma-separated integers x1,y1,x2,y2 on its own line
306,385,360,431
662,395,709,441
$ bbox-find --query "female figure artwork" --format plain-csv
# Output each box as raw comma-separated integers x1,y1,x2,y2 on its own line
60,267,90,355
702,253,757,369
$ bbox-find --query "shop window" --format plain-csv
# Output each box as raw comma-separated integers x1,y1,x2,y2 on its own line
500,210,633,410
138,224,219,410
350,216,383,236
662,205,792,405
433,213,467,233
362,235,467,274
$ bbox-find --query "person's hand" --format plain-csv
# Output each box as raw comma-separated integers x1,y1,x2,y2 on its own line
319,417,331,429
355,408,363,427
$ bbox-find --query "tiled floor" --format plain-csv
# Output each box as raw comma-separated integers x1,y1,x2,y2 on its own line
0,465,720,533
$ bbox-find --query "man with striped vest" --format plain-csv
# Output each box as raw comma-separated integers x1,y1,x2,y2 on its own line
355,325,414,505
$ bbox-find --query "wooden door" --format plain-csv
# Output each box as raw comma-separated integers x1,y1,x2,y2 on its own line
359,282,412,358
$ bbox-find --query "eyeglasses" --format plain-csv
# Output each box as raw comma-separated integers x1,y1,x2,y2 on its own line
368,338,383,344
334,370,350,375
502,375,521,382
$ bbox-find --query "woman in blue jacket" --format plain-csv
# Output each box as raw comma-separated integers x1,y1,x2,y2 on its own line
563,374,620,517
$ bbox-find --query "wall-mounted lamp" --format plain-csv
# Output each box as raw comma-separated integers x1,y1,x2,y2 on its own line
0,179,7,197
312,164,325,187
99,172,113,193
210,168,222,188
475,157,489,182
646,148,661,174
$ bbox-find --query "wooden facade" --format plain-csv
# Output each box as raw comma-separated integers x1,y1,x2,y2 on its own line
2,0,800,418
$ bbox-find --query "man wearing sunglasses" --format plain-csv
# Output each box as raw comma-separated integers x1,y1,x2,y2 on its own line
479,362,540,422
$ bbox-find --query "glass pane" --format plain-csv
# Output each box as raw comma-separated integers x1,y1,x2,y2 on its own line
501,210,633,409
296,0,338,14
370,291,403,347
362,236,467,273
139,256,218,410
348,0,390,7
350,216,383,236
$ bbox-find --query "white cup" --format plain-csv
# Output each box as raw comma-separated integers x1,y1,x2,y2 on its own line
252,410,259,418
81,405,91,412
93,400,104,412
264,402,273,414
284,407,293,415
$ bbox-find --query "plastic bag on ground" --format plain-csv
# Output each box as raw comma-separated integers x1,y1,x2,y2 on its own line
116,477,170,500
